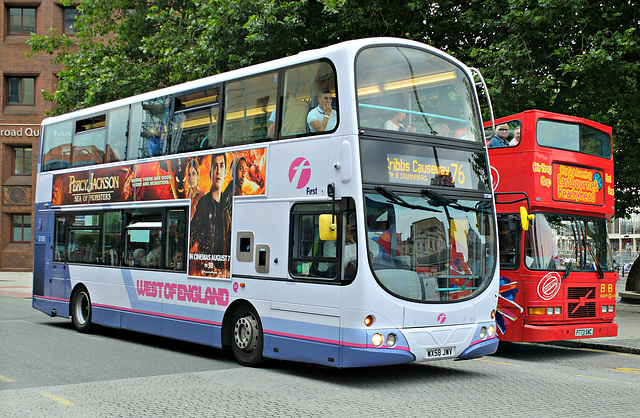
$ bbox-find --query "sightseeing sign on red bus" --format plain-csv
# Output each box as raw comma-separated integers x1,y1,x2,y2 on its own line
486,110,617,342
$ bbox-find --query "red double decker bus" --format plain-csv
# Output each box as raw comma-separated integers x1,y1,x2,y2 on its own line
486,110,617,342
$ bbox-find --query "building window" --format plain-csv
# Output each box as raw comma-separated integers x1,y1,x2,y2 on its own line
7,77,35,105
8,7,36,35
64,8,78,34
14,147,33,174
12,214,32,243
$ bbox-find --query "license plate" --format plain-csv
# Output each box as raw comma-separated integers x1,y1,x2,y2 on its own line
575,328,594,337
426,346,455,359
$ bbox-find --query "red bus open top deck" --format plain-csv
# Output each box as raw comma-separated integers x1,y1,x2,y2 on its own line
486,110,617,342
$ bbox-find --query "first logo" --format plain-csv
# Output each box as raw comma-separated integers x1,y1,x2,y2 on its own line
289,157,311,189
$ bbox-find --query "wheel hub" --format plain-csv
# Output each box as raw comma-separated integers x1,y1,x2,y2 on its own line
234,315,258,351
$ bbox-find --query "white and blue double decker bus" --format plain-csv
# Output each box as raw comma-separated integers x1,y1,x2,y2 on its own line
33,38,499,367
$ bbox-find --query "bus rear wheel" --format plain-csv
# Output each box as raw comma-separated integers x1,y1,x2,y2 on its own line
71,287,93,333
231,306,264,367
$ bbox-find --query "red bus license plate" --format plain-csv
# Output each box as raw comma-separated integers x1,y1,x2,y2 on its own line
575,328,594,337
426,347,454,359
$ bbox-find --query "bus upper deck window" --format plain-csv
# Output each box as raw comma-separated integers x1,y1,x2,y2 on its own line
223,73,278,145
279,60,337,139
356,46,482,142
42,120,73,171
172,86,220,153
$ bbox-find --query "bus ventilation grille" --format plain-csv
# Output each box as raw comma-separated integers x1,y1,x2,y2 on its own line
567,287,597,318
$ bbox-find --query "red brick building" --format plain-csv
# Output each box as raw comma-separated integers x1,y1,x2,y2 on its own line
1,1,75,270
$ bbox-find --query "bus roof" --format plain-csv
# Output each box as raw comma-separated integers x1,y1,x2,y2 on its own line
41,37,470,126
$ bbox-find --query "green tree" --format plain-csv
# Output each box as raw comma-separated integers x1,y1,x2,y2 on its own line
28,0,639,217
450,1,640,218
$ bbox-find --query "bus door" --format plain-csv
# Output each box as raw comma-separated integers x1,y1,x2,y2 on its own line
266,199,357,364
498,214,521,268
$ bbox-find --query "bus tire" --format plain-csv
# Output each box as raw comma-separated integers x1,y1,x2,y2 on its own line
231,305,264,367
71,287,93,333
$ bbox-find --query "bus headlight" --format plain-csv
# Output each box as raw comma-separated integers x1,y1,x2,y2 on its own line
529,307,546,315
609,305,615,313
488,325,496,337
386,333,397,347
602,305,608,313
372,333,384,347
480,326,487,339
547,307,554,315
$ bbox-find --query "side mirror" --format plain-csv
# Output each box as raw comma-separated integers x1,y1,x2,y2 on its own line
519,206,535,231
319,214,337,241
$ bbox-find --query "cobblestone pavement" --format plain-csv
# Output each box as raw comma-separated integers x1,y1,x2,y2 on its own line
1,271,639,417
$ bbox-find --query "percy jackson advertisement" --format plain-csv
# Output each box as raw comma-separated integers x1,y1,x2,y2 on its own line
51,148,267,279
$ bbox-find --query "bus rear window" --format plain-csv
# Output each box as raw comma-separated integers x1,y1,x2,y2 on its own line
536,119,612,158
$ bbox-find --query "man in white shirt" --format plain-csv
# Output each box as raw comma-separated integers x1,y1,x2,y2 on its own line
307,89,337,132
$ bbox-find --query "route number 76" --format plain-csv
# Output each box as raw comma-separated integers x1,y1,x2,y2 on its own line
450,163,466,185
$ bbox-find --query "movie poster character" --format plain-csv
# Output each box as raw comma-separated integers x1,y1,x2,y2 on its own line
170,158,188,199
189,152,233,278
232,148,267,196
185,158,206,217
232,155,248,196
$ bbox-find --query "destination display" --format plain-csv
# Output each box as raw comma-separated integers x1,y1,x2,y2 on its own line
387,153,473,188
360,139,490,191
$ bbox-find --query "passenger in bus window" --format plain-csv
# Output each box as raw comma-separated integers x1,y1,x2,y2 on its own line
488,123,510,147
383,110,416,132
343,223,358,279
267,110,277,139
268,94,309,138
509,126,521,146
433,123,450,137
317,239,337,277
146,231,162,268
307,89,337,132
172,252,184,270
345,223,356,245
131,248,147,267
103,247,118,266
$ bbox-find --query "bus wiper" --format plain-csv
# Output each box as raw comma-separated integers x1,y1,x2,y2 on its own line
575,222,604,279
585,239,604,279
570,224,580,269
421,189,483,213
562,260,572,279
375,186,440,212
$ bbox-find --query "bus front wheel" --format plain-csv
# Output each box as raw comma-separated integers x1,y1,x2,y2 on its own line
71,287,93,333
231,306,264,367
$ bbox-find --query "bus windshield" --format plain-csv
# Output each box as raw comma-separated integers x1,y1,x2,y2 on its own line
365,191,495,302
525,213,613,272
356,45,482,142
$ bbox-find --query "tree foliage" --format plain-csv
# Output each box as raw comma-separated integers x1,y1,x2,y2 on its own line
28,0,639,217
